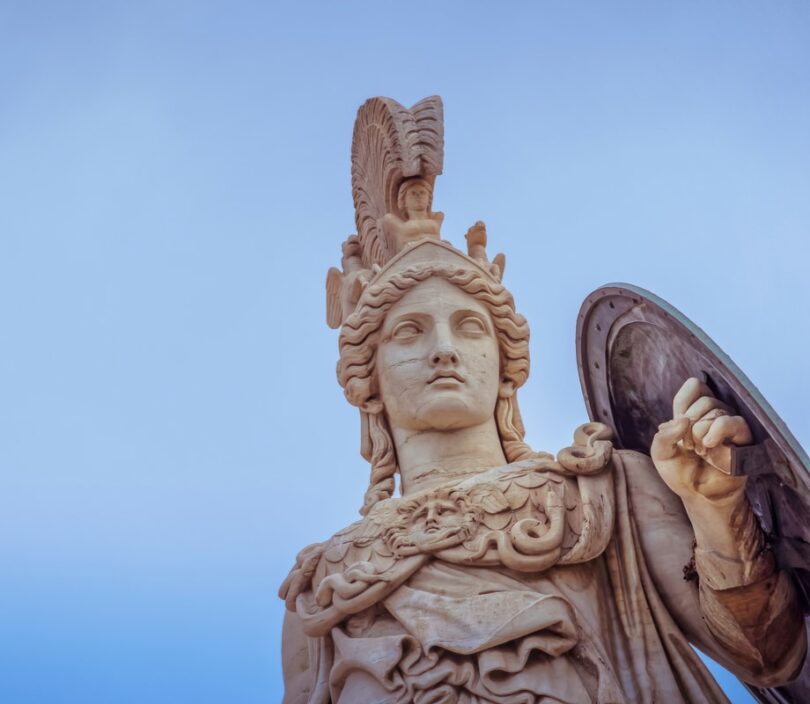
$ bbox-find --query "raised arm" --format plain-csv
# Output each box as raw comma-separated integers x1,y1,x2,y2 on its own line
644,377,805,685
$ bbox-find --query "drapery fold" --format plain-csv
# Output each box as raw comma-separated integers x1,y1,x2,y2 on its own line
285,454,735,703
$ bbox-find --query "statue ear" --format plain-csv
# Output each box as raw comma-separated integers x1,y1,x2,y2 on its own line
499,379,515,399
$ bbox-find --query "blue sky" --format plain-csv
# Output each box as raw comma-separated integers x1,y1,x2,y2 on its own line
1,2,808,702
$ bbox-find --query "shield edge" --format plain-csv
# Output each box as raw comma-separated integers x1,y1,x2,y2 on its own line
576,282,809,474
576,282,810,704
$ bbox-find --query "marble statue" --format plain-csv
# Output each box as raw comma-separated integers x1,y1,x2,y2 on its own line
279,96,807,703
380,177,443,253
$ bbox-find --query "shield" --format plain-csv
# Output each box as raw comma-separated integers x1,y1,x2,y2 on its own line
576,283,810,704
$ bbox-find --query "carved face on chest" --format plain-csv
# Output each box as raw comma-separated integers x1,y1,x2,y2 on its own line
376,277,502,432
383,488,479,556
409,496,465,538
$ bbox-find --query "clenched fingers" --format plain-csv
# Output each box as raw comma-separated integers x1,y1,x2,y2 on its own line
691,408,728,446
703,415,752,448
673,377,714,417
683,395,733,422
651,416,690,461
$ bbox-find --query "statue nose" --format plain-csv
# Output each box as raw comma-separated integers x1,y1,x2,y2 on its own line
430,344,459,366
425,505,438,526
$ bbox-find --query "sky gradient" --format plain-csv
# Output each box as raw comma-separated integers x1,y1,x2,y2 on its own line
2,2,809,702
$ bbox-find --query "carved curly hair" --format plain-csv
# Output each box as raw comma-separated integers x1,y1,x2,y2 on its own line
337,264,539,515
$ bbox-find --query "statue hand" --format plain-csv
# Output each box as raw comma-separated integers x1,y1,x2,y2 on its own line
650,377,751,505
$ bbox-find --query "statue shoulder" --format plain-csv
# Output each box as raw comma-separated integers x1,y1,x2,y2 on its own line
555,421,615,475
279,499,428,638
322,503,398,565
278,502,400,611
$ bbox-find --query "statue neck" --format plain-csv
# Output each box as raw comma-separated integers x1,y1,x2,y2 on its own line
405,208,429,221
391,417,507,496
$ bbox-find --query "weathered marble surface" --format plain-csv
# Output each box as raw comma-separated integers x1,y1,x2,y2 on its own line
280,96,805,703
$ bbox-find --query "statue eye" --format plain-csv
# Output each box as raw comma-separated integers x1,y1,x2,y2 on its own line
391,321,421,340
457,316,487,335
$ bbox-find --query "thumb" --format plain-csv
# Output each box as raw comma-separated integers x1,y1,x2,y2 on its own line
651,416,690,461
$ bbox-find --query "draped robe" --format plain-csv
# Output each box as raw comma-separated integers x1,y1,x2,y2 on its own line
280,439,805,703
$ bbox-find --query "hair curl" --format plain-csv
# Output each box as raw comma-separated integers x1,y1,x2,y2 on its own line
338,264,538,515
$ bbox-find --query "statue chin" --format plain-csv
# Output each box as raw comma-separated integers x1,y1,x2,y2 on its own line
408,396,493,432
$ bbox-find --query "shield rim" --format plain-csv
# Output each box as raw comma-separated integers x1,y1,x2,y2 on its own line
576,282,809,477
576,282,810,704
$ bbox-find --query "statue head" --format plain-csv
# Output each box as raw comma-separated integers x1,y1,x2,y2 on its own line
337,242,533,514
376,276,502,434
326,96,608,516
396,178,433,219
337,97,541,513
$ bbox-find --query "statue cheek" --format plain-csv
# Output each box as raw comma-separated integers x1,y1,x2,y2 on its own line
379,357,421,396
378,348,413,387
469,346,501,390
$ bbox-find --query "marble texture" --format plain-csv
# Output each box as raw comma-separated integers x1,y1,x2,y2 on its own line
279,96,805,703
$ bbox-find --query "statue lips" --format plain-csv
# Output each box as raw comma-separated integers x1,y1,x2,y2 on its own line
427,370,466,389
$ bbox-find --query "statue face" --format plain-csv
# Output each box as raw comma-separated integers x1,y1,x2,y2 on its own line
377,277,501,432
403,182,430,213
